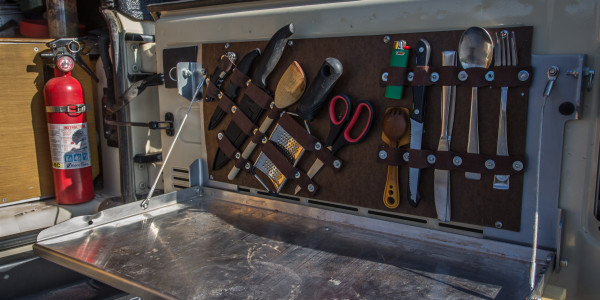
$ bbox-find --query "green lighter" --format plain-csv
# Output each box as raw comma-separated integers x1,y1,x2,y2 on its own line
385,40,410,100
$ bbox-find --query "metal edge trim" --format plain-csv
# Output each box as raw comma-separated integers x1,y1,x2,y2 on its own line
32,244,177,300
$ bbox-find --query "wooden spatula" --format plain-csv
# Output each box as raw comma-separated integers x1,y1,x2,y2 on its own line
227,61,306,180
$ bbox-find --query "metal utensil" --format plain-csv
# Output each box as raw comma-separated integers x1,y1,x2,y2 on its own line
382,107,408,208
493,30,518,190
434,51,457,222
458,27,494,181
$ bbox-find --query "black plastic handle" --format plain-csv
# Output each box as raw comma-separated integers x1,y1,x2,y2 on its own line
296,57,344,122
409,39,431,123
223,48,260,98
252,24,295,89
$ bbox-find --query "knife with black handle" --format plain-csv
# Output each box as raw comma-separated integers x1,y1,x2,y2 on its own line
408,39,431,207
212,24,294,170
207,48,261,130
204,52,237,102
296,58,343,122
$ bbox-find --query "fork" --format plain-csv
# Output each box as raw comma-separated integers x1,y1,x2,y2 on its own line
493,30,517,190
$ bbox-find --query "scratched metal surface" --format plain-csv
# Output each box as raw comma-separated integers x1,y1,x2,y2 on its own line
34,193,535,300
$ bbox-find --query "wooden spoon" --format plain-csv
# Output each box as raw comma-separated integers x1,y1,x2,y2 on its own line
227,61,306,180
382,107,408,208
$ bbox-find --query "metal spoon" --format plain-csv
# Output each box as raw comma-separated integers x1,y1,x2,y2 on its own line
458,27,494,180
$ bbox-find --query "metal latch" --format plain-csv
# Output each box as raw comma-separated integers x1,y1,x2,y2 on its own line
46,104,87,113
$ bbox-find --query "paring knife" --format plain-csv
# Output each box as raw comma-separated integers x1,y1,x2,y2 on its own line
408,39,431,207
433,51,457,222
204,52,237,102
212,24,294,170
207,48,261,130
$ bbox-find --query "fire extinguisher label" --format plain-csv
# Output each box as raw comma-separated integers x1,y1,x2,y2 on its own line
48,123,91,170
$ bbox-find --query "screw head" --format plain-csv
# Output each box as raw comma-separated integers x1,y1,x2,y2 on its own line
33,47,39,52
130,44,138,51
209,175,214,180
495,221,503,228
253,128,259,135
485,159,496,170
333,160,342,169
269,102,275,109
430,72,439,82
427,154,436,164
414,109,420,115
308,184,315,192
314,142,322,151
294,171,301,179
403,152,410,162
261,137,268,144
231,106,237,113
379,150,388,160
246,79,252,87
225,43,230,49
407,72,414,82
381,72,389,82
485,71,495,81
217,133,223,140
452,156,463,166
513,160,523,171
235,152,241,159
287,40,294,46
217,92,223,99
518,70,530,81
419,47,425,53
132,65,139,72
139,182,146,188
245,162,251,170
458,71,468,81
383,36,390,43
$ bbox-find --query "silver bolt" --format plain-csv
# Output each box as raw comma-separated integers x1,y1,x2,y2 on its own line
560,258,568,268
518,70,530,81
225,43,230,49
261,137,268,144
245,163,251,170
513,161,523,171
452,156,463,166
235,152,241,159
217,133,223,140
485,71,495,81
209,175,214,180
182,69,192,78
458,71,468,81
381,72,389,82
495,221,503,228
427,154,436,164
132,65,139,72
333,160,342,169
308,184,315,192
314,142,322,151
485,159,496,170
231,106,237,113
407,72,414,82
294,171,301,179
383,36,390,43
287,40,294,46
33,47,39,52
379,150,388,160
403,152,410,162
430,72,439,82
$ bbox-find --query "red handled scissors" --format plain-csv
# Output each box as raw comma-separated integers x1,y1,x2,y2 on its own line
294,94,374,194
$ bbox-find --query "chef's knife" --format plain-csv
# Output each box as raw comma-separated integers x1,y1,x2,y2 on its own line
408,39,431,207
434,51,457,222
207,48,261,130
204,52,237,102
296,58,343,122
212,24,294,170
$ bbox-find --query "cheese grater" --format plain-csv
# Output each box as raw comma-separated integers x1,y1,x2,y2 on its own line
253,122,306,194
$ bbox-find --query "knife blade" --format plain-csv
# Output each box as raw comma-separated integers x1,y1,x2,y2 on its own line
207,48,261,130
204,52,237,102
212,24,294,170
408,39,430,207
434,51,457,222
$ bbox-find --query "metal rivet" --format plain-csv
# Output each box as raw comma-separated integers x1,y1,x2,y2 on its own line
452,156,462,166
217,133,223,140
209,175,214,180
294,171,301,179
270,102,275,109
403,152,410,162
261,137,268,144
407,72,414,82
235,152,241,159
381,72,389,82
495,221,503,228
287,40,294,46
245,163,251,170
379,150,388,160
182,69,192,79
430,72,439,82
518,70,530,81
383,36,390,43
314,142,322,151
253,128,259,135
458,71,468,81
225,43,230,49
246,79,252,87
427,154,436,164
231,106,237,113
308,184,315,192
414,109,420,115
485,159,496,170
485,71,494,81
333,160,342,169
513,160,523,171
132,65,139,72
33,47,39,52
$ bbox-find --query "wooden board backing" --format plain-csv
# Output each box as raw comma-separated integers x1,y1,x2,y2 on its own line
0,41,99,204
203,27,532,231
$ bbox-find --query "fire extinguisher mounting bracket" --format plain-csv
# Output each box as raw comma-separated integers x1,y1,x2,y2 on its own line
176,62,205,101
46,103,87,113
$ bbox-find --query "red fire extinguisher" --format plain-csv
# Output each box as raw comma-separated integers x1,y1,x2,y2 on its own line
43,44,94,204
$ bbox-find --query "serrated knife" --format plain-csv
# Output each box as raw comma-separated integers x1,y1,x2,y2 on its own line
408,39,430,207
